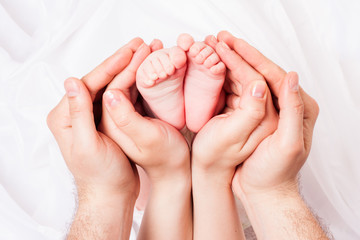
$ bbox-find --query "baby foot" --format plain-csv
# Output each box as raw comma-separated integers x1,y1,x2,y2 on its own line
178,33,226,132
136,47,187,129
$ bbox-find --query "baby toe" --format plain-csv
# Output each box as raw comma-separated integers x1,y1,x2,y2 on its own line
151,57,167,79
210,61,226,75
177,33,194,51
188,42,206,58
169,46,187,69
141,62,157,87
195,45,214,64
203,52,220,68
158,53,175,76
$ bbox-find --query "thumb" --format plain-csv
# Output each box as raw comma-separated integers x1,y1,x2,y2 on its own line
64,78,98,146
221,80,267,144
277,72,304,145
103,89,155,147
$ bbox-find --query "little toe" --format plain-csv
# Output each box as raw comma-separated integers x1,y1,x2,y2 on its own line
210,61,226,75
158,53,175,76
203,53,220,68
195,46,215,64
177,33,194,51
169,46,187,69
142,62,157,87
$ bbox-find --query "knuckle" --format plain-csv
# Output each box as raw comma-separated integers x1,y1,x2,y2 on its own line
47,108,61,132
279,139,304,158
115,114,132,129
247,107,266,122
46,110,55,130
69,105,83,120
310,98,320,117
293,102,305,116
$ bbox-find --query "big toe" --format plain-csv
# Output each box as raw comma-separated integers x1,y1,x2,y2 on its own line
169,46,187,69
177,33,194,51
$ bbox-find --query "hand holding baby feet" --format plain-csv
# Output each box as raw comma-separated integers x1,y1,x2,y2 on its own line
136,46,187,130
191,80,276,240
178,33,226,132
103,89,192,240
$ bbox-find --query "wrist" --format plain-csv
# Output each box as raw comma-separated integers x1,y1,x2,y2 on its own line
235,180,328,240
146,156,191,187
192,160,235,189
235,179,300,204
76,184,138,210
150,169,192,195
69,187,137,240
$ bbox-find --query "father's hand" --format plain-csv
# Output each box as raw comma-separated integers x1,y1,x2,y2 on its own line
47,38,144,240
215,31,328,240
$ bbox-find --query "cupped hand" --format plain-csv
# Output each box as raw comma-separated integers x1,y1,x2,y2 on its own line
47,38,145,201
216,31,319,197
98,40,191,184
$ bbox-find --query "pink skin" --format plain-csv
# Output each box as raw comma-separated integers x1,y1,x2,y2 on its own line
136,47,187,130
177,33,226,133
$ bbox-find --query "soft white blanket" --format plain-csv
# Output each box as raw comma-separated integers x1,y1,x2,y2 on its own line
1,0,359,239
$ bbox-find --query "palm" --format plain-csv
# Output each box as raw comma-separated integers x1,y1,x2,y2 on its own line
233,131,302,193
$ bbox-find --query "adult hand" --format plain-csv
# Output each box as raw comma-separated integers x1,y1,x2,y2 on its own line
47,38,145,240
214,31,327,240
215,31,319,197
99,39,192,240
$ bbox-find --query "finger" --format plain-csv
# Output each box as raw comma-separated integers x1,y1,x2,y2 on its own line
221,81,267,144
108,43,151,91
218,31,285,97
82,49,133,100
204,35,218,49
150,39,163,52
277,72,305,146
64,77,98,146
123,37,145,52
81,38,144,99
218,31,319,147
226,94,241,110
214,90,226,115
47,95,73,154
103,89,157,148
215,41,264,87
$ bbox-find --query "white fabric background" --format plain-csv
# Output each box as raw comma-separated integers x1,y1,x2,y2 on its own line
0,0,359,239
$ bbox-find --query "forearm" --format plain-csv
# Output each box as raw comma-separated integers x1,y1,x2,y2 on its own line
138,172,192,240
192,168,245,240
238,184,329,240
68,189,136,240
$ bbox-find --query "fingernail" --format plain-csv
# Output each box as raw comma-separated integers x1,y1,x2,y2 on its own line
252,82,266,98
220,41,230,50
64,79,79,97
105,91,121,107
288,74,299,92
